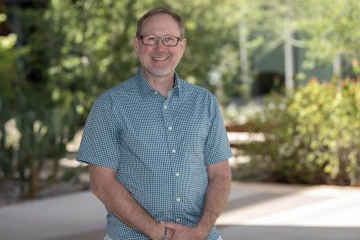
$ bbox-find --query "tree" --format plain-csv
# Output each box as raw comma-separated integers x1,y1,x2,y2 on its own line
296,0,360,80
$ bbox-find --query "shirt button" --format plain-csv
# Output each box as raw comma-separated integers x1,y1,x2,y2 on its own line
164,106,168,109
154,91,158,94
176,198,181,202
176,218,180,222
172,149,176,153
175,172,180,177
168,126,173,130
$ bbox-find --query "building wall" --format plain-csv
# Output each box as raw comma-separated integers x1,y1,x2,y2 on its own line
252,43,334,96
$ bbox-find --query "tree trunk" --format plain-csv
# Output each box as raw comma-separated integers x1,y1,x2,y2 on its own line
239,21,251,100
284,19,294,95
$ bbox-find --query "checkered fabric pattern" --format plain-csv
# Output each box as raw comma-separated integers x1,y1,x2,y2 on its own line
77,69,233,240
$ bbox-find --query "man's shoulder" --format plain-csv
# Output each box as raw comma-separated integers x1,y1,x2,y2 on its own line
96,76,138,102
180,79,217,100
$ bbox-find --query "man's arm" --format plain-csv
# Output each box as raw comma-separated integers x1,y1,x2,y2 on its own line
89,164,166,240
161,159,231,239
196,159,232,235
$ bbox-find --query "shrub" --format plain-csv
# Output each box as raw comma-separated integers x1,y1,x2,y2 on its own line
239,78,360,186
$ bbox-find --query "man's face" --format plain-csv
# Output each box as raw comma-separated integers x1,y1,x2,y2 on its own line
133,14,186,79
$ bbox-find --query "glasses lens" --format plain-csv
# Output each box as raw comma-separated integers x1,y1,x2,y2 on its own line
142,36,158,45
162,36,178,46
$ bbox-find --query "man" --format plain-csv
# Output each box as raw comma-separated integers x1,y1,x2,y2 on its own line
77,7,233,240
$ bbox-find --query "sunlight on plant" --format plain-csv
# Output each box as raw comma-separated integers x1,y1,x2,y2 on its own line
0,34,17,49
224,102,263,125
238,78,360,186
4,119,21,150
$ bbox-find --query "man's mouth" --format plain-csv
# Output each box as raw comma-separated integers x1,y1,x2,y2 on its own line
152,57,168,61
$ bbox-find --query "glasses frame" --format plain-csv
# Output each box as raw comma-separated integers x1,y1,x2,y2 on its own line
138,35,182,47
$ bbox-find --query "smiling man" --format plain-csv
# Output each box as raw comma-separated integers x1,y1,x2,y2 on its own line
77,7,233,240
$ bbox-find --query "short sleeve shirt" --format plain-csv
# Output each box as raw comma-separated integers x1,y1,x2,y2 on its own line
77,69,233,240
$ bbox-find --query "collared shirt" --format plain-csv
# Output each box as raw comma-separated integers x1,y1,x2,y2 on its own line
77,69,233,240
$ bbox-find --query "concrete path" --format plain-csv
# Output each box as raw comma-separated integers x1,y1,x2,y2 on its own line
1,181,360,240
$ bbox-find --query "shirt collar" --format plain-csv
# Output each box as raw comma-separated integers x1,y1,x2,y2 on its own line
136,69,181,98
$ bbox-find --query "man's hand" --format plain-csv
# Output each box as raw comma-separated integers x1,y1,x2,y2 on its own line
160,221,207,240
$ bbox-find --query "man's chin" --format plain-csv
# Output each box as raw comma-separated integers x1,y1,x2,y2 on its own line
146,69,173,78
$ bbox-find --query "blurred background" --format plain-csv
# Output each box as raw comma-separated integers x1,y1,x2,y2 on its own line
0,0,359,206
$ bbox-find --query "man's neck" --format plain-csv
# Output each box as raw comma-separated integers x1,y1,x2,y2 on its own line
142,70,174,98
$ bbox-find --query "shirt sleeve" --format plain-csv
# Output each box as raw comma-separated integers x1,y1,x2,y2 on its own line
76,94,122,169
204,95,233,165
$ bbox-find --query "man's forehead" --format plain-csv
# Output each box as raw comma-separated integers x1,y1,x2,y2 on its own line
144,14,176,25
141,15,181,34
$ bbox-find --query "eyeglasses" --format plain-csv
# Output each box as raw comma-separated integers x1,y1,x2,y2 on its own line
138,35,182,47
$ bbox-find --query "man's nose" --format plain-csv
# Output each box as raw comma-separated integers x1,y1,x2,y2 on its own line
155,38,167,48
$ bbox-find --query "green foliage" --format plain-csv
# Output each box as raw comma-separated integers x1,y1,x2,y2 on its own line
240,78,360,186
0,22,17,183
297,0,360,62
0,5,80,198
46,0,140,116
6,81,79,198
0,33,17,93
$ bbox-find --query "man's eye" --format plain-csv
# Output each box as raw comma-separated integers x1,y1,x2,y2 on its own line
164,37,175,42
147,36,157,41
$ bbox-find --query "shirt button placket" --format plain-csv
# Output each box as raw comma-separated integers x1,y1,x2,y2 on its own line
163,96,182,219
175,169,181,223
163,100,173,147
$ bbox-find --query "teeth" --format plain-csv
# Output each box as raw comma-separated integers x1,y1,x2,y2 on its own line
153,57,167,60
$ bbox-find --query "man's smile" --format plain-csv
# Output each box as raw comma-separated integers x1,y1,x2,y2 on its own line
152,56,169,61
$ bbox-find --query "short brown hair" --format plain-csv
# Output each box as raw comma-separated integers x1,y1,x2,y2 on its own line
136,7,185,38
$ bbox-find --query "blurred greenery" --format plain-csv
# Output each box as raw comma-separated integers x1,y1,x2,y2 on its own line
234,77,360,186
0,0,360,199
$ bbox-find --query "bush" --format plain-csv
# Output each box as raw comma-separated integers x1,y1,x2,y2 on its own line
0,26,17,184
0,9,81,199
239,78,360,186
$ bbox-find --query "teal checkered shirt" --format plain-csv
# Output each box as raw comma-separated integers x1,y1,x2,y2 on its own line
77,69,233,239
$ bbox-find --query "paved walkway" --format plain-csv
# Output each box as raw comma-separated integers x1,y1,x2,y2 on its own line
1,181,360,240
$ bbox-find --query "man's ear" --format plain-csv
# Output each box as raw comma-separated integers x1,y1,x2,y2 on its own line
133,36,139,56
180,38,186,57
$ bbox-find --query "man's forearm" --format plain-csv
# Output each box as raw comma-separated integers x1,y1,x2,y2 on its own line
196,167,231,236
90,170,164,239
